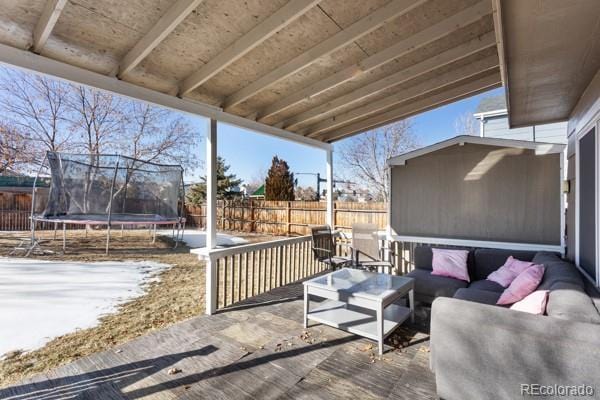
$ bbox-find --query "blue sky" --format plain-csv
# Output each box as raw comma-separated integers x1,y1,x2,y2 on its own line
190,86,504,187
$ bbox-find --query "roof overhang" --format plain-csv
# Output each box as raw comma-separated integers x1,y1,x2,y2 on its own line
387,135,566,166
493,0,600,128
0,0,501,144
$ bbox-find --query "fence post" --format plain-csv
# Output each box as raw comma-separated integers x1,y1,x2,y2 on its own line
249,199,255,233
286,201,291,236
206,255,217,315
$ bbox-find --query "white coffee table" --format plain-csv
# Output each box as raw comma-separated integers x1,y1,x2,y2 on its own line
303,268,414,355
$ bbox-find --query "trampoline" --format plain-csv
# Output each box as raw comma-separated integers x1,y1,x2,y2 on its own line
20,151,186,255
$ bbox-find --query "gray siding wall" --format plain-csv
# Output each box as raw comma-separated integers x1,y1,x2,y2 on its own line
390,143,561,245
482,115,567,143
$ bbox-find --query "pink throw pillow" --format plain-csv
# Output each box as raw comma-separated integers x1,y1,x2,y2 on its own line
497,264,545,305
431,248,470,282
487,256,535,288
510,290,549,315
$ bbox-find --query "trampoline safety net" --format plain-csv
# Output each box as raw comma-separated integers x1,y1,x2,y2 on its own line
40,152,184,223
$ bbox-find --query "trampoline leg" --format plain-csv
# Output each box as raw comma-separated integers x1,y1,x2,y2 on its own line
106,225,111,255
152,224,157,244
62,223,66,253
85,224,88,238
121,224,124,238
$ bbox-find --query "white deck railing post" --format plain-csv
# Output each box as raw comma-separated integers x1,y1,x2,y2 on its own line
326,148,334,228
205,118,218,315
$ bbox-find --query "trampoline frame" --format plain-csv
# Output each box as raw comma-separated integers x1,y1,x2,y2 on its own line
20,152,187,256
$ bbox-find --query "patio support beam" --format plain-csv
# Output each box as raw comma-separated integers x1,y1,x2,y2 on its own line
326,148,334,228
206,118,218,250
222,0,427,111
0,43,331,151
282,31,496,130
179,0,321,96
118,0,203,78
31,0,68,53
304,54,499,137
257,0,492,122
205,118,217,315
319,73,502,142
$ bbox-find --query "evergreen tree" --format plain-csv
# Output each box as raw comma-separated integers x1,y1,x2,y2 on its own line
265,156,295,201
187,156,242,205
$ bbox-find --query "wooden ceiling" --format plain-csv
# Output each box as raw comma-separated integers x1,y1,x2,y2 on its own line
0,0,501,143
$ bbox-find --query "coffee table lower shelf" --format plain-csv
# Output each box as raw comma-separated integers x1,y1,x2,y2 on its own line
306,299,411,342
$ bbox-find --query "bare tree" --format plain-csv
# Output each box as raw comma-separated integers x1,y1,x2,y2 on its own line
338,120,418,201
0,122,31,174
454,110,478,136
0,68,74,165
68,86,125,155
118,102,199,170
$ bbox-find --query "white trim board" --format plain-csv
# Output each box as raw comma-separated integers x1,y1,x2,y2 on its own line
0,43,331,151
388,235,563,253
387,135,565,166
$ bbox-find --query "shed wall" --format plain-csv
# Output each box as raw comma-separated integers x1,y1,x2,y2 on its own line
390,143,561,244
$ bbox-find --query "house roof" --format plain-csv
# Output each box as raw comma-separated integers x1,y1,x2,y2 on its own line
387,135,565,166
0,176,49,188
495,0,600,127
251,184,265,197
0,0,501,145
474,94,506,114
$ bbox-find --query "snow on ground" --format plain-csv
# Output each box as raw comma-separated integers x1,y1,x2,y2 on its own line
0,257,170,356
158,229,248,249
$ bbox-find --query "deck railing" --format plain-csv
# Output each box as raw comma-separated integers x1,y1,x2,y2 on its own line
200,235,331,314
199,234,424,314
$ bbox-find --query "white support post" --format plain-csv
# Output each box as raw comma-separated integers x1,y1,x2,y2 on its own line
205,118,218,315
326,148,334,228
206,118,217,249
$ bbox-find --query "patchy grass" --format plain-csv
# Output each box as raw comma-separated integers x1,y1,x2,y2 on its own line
0,229,278,387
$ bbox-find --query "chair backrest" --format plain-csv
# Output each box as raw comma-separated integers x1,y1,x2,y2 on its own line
352,223,380,262
310,225,335,261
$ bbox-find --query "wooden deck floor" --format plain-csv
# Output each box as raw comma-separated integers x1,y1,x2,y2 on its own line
0,282,436,400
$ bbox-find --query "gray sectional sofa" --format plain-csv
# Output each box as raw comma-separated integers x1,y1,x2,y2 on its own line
405,245,600,400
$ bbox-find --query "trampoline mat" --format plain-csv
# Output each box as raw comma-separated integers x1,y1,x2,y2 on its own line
34,213,181,225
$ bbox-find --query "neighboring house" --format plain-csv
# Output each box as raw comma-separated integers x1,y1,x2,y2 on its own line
0,175,49,209
249,184,265,199
474,95,567,143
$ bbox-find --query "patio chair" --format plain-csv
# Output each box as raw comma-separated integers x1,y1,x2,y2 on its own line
309,225,352,270
352,223,394,274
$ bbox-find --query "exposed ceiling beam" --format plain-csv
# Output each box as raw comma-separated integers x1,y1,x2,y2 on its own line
32,0,68,53
119,0,203,78
304,55,499,137
283,31,496,130
179,0,321,96
0,43,330,150
222,0,427,111
257,0,492,122
318,73,501,142
491,0,511,125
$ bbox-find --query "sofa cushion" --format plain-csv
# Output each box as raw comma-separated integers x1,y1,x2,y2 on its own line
497,264,545,305
533,252,585,290
468,279,505,293
546,282,600,324
453,288,501,305
431,248,470,282
472,248,536,281
405,268,468,302
414,245,474,272
510,290,549,315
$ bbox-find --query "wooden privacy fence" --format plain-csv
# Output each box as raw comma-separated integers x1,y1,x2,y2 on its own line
185,200,387,235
